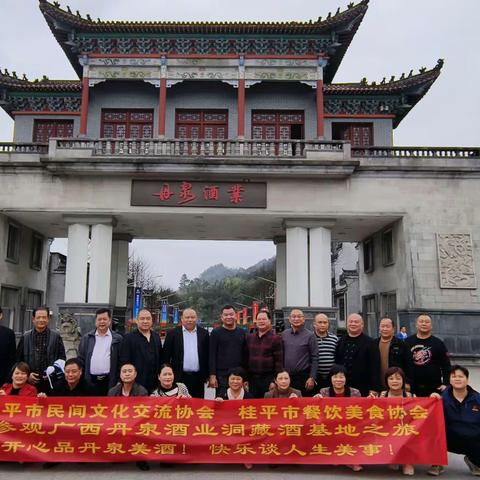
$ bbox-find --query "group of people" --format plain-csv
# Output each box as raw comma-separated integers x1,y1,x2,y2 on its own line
0,305,479,476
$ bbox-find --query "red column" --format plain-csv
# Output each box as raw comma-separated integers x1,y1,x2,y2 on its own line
158,78,167,137
79,76,89,136
237,78,245,139
316,79,325,139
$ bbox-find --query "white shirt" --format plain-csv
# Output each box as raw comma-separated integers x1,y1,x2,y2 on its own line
182,326,199,373
90,329,112,375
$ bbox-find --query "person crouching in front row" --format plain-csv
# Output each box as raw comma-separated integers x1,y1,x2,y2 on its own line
151,364,191,398
108,363,148,397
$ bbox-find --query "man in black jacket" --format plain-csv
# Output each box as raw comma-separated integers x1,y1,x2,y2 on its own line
163,308,209,398
0,307,16,385
335,313,380,396
119,308,162,393
16,306,65,393
376,317,414,389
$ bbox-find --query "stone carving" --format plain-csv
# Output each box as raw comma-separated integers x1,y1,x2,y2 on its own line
436,233,477,289
58,312,82,358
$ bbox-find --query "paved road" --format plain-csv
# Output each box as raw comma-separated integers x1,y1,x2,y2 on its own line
0,455,475,480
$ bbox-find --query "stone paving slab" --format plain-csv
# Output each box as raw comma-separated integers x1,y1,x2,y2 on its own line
0,455,475,480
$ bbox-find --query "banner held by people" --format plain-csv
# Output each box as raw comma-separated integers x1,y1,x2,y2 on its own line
0,397,447,464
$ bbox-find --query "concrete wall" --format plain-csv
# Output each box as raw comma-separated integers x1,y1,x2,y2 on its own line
88,80,159,138
332,242,360,328
324,118,394,146
0,214,49,292
13,115,80,143
359,220,410,310
166,81,238,138
245,82,317,139
46,252,66,328
0,214,49,333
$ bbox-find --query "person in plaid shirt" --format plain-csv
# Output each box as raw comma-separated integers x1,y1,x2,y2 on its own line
246,310,283,398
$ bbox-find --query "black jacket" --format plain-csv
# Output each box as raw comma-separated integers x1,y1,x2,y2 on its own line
119,329,162,392
375,336,414,385
0,325,16,384
163,325,210,382
16,328,66,373
51,377,93,396
335,333,381,396
78,329,123,389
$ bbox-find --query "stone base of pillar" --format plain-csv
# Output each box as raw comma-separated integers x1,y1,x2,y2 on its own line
58,303,113,336
112,306,129,335
277,306,338,333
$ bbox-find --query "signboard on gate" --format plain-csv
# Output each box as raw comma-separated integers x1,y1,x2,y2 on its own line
131,180,266,208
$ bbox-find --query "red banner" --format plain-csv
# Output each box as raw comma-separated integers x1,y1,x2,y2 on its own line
0,397,446,464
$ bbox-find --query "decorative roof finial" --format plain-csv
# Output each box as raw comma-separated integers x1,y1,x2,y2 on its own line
53,1,60,6
381,77,386,84
389,75,395,82
317,16,322,22
66,5,72,13
76,10,81,18
348,2,354,7
86,14,92,21
436,58,444,68
12,71,17,79
22,73,28,81
335,7,341,15
4,68,9,76
419,67,426,73
400,72,405,80
42,75,49,82
327,11,332,19
360,77,367,85
408,70,413,77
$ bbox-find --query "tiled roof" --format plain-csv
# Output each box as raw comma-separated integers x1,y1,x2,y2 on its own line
324,60,443,95
39,0,368,34
38,0,369,82
0,70,81,91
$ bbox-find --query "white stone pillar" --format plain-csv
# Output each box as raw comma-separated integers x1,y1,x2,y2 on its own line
274,237,286,309
109,236,130,307
286,226,309,306
309,226,332,307
64,223,89,303
88,223,113,304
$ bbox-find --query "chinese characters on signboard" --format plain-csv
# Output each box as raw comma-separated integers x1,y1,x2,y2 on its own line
131,181,266,208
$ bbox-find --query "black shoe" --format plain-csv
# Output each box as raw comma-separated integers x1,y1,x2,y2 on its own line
136,461,150,471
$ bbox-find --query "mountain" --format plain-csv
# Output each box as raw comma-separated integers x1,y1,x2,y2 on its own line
198,257,275,283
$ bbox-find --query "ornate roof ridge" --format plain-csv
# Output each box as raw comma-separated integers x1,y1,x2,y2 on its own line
38,0,368,31
325,59,443,94
0,69,81,91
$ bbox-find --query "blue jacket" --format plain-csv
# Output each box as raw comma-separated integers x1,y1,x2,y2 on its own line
442,385,480,439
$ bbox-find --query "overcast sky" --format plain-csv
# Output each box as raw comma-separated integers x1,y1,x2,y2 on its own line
1,0,479,288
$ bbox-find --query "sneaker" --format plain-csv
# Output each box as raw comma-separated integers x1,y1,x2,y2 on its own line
427,465,445,476
464,456,480,476
402,464,415,476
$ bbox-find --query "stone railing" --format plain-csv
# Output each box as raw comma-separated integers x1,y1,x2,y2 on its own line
53,138,346,158
352,146,480,158
0,142,48,154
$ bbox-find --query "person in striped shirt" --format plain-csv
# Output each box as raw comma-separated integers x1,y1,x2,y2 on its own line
313,313,338,390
